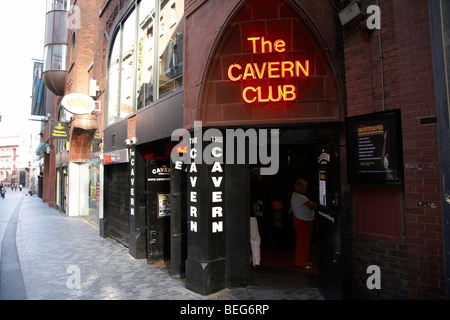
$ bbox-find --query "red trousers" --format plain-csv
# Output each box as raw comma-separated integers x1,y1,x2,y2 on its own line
294,217,313,267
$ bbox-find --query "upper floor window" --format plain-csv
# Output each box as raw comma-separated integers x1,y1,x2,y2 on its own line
47,0,70,12
106,0,184,127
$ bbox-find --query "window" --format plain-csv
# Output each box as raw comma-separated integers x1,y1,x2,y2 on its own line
47,0,70,12
43,44,68,71
71,32,76,63
107,31,120,125
137,0,156,109
158,0,183,99
106,0,184,127
120,10,136,120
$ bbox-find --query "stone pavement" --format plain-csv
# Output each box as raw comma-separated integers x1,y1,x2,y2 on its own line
0,190,325,302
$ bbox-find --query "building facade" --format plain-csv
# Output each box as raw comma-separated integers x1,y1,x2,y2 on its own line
35,0,449,299
39,0,101,222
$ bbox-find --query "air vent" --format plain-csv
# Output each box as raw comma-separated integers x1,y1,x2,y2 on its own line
111,134,116,148
420,117,437,125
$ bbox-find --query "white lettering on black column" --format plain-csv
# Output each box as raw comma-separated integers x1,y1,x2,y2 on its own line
189,158,198,232
211,152,224,233
130,148,135,216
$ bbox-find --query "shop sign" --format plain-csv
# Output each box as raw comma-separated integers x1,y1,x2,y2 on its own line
61,93,96,115
148,164,170,182
227,36,310,104
50,121,69,139
103,149,129,165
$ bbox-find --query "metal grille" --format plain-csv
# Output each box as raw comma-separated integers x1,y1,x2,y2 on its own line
104,163,130,246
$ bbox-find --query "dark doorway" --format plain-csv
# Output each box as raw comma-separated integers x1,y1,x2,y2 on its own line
104,163,131,247
247,127,343,297
254,144,318,273
146,158,171,263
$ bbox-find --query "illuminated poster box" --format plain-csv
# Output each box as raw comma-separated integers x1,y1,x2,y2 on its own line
346,109,404,184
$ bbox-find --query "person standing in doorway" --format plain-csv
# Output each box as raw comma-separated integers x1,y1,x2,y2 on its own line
291,179,316,269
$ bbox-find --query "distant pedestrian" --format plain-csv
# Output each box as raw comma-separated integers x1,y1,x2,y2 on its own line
1,184,6,199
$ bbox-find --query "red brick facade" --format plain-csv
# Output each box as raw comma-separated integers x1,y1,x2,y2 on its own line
37,0,446,299
185,0,445,299
344,0,444,299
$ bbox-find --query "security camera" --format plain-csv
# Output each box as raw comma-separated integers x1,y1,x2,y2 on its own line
130,137,137,144
125,139,131,146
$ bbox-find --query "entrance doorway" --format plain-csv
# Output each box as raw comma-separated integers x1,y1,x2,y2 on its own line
145,158,171,263
248,127,343,298
252,144,318,271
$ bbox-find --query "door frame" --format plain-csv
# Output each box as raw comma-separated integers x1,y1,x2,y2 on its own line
316,136,344,299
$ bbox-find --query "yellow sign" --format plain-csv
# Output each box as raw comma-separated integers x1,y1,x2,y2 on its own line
50,121,69,139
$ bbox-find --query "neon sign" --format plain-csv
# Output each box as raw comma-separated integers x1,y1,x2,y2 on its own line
227,36,310,104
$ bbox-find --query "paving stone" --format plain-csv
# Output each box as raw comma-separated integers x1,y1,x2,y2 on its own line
1,192,325,302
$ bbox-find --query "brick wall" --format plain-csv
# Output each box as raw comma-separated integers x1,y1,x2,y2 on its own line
344,0,445,299
183,0,344,128
393,0,444,300
67,1,97,95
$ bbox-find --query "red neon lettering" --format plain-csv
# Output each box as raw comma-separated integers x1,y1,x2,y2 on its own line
296,60,309,77
229,60,309,81
227,36,310,104
243,63,256,80
247,36,286,53
261,37,272,53
247,36,260,54
243,86,257,103
268,62,280,78
282,85,296,101
274,39,286,52
242,85,297,103
228,64,242,81
281,61,294,77
253,63,266,79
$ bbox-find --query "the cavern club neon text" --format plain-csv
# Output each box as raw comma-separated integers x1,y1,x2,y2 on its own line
227,36,310,104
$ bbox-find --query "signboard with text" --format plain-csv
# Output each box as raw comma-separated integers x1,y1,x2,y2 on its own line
50,121,69,139
61,93,95,115
346,109,403,184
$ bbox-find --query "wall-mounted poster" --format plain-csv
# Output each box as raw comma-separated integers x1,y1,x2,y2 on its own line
346,109,403,184
158,193,171,217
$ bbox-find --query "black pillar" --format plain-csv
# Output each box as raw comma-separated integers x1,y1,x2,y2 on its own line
129,147,147,259
225,163,250,287
185,135,226,295
170,159,187,278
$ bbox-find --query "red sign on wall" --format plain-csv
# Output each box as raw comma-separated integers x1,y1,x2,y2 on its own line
227,36,310,104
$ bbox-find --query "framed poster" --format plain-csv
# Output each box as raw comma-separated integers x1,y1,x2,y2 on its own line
158,193,171,217
346,109,403,184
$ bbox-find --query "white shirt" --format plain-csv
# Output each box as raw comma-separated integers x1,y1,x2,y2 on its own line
290,192,315,221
